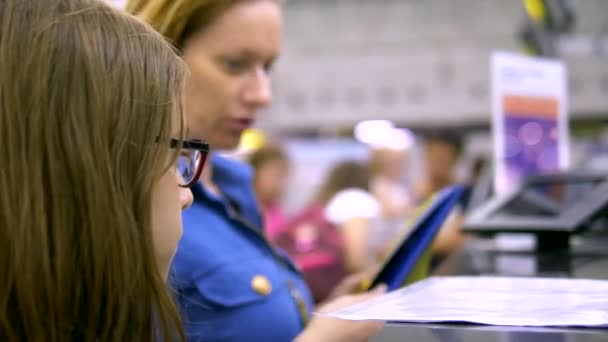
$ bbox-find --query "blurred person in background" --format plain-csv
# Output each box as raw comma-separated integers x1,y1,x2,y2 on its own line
460,154,492,213
248,144,291,241
0,0,198,340
369,147,414,260
322,161,380,274
415,130,467,261
276,160,380,303
414,131,463,201
127,1,385,341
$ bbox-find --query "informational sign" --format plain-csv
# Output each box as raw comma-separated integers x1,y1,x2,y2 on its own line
491,52,569,195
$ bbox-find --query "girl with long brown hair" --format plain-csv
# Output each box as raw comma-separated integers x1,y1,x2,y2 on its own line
0,0,209,340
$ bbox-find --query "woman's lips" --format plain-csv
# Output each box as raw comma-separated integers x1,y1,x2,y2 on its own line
228,118,254,132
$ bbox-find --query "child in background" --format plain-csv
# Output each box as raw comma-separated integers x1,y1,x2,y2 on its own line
276,161,380,303
415,130,467,261
249,144,291,240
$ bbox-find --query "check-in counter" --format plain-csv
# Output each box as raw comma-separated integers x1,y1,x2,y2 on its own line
373,233,608,342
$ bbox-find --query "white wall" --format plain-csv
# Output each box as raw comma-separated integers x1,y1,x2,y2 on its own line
258,0,608,131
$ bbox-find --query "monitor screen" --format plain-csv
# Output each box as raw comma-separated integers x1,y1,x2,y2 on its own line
491,178,604,219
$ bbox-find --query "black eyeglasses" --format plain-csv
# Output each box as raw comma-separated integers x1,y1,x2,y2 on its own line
169,138,210,188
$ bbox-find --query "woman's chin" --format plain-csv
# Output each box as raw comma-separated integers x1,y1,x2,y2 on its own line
216,136,242,151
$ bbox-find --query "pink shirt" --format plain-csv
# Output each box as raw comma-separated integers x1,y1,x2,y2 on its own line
264,203,288,241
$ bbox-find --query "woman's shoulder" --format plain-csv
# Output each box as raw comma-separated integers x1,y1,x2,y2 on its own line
175,202,263,280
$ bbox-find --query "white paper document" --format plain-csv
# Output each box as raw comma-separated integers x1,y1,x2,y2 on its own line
325,276,608,327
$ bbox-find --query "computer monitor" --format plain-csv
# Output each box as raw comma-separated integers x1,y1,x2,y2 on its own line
464,172,608,249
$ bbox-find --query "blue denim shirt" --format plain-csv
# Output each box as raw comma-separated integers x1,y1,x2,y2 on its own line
170,154,313,342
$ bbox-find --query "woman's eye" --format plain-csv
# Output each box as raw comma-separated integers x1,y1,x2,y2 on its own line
222,58,249,74
263,60,275,73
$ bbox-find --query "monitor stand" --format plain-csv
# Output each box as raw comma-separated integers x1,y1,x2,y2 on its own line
534,232,572,276
534,248,573,276
536,232,570,252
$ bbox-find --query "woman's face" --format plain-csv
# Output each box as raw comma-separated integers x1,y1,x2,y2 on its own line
151,162,194,279
182,1,282,150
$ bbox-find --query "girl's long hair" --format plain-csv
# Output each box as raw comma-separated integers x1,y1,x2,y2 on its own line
0,0,187,340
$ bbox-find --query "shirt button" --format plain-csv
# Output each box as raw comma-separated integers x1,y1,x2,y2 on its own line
251,275,272,296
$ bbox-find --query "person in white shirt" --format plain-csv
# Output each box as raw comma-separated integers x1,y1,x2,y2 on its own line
315,161,381,273
369,147,415,260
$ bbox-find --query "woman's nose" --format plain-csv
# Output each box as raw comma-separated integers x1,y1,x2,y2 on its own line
243,66,272,107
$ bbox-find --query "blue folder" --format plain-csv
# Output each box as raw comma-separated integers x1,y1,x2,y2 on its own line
370,185,465,291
